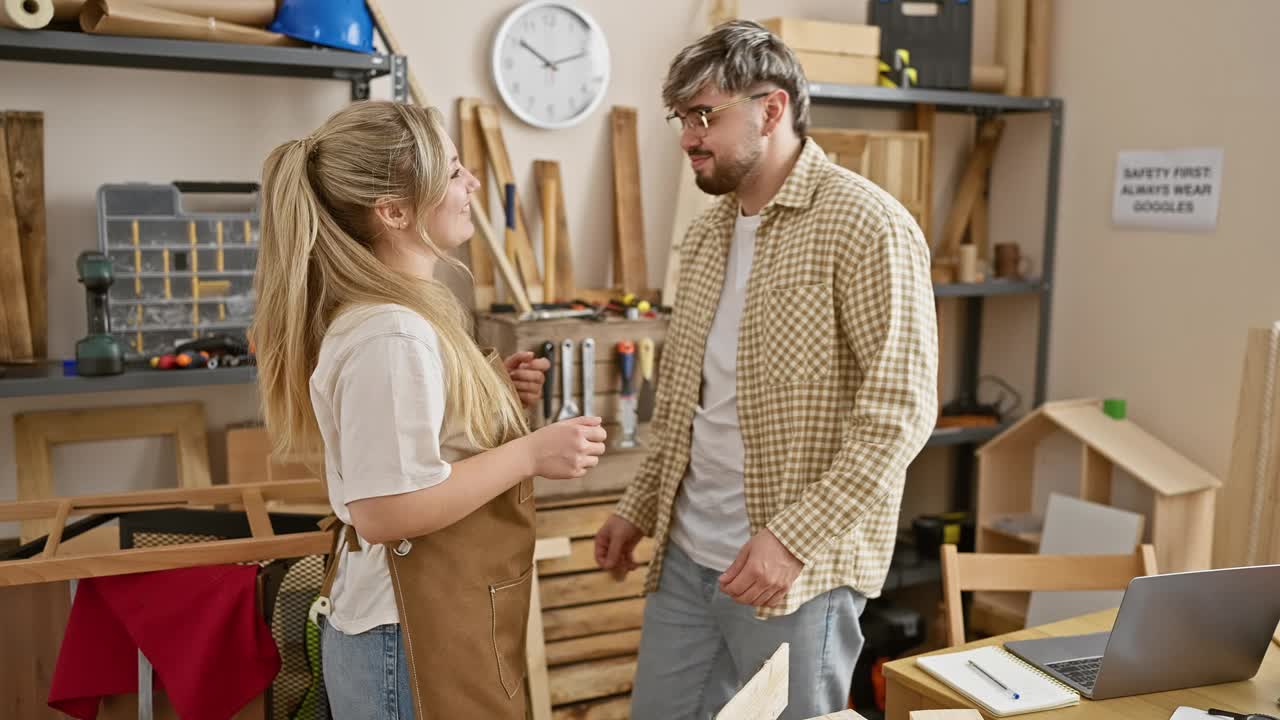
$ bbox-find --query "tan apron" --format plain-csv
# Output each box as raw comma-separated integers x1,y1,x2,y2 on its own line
316,351,535,720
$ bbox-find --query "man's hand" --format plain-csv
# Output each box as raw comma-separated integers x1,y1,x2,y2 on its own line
594,513,644,581
719,529,803,608
504,351,550,410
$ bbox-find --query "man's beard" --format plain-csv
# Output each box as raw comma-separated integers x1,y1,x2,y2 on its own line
691,140,762,196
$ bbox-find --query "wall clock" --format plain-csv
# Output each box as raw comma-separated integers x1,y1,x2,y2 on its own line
491,1,611,129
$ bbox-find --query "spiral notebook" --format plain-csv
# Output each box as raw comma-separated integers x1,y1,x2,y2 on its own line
915,645,1080,717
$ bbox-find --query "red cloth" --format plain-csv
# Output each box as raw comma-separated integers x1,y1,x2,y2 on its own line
48,564,280,720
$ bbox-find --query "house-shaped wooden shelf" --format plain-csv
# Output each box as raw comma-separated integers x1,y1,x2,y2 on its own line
972,398,1221,629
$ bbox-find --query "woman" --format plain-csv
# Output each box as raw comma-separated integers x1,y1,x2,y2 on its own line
252,100,606,720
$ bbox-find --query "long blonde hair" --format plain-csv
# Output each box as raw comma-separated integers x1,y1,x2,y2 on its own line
252,101,527,461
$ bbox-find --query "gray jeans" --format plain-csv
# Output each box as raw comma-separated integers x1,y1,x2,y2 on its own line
630,542,867,720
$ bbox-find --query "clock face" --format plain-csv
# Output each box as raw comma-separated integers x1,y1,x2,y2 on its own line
492,1,611,129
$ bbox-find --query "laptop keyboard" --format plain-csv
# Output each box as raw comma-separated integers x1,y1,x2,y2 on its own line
1045,657,1103,690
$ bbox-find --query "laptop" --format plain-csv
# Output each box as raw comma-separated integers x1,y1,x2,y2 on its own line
1004,563,1280,700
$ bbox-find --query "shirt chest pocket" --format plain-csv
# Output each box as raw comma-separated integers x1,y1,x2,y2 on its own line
764,283,835,384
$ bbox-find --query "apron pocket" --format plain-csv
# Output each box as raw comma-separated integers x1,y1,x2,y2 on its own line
489,565,534,698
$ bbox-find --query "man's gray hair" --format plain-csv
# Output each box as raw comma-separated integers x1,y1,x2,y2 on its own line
662,19,811,137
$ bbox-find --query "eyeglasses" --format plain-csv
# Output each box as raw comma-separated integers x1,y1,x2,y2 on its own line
665,91,771,136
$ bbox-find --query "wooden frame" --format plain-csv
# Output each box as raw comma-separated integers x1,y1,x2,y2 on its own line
15,402,212,542
0,480,331,586
940,543,1157,647
808,128,932,237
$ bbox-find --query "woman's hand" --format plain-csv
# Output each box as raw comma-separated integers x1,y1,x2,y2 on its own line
521,416,607,479
504,351,550,409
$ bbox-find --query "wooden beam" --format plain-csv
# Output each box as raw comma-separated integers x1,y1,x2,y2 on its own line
548,654,636,707
940,119,1005,259
471,204,533,315
458,98,495,309
542,597,645,642
242,487,274,538
0,116,32,362
1025,0,1052,96
996,0,1027,96
542,174,559,303
40,501,71,559
0,531,332,587
476,104,544,302
4,112,46,359
610,107,648,293
540,569,645,609
0,478,328,523
534,160,576,302
546,629,642,667
536,502,614,540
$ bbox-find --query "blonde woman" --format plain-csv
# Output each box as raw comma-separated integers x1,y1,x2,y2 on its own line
252,100,606,720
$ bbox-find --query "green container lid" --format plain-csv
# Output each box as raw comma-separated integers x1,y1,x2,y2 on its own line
1103,398,1127,420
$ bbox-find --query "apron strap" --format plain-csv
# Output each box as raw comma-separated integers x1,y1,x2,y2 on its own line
309,516,353,626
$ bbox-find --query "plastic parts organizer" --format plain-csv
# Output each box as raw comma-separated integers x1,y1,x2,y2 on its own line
97,182,260,359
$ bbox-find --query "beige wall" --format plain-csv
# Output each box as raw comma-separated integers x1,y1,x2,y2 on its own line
3,0,1267,541
1039,0,1280,488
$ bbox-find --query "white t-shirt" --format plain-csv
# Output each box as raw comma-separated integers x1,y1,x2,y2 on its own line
309,303,470,634
668,209,760,571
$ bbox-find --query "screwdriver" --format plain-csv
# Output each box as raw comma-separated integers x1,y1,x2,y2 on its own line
617,340,638,448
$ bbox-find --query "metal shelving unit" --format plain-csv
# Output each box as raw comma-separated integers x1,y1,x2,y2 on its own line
0,25,407,403
0,28,408,101
809,83,1064,586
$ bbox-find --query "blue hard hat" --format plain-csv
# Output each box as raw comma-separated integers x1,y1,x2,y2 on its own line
269,0,375,54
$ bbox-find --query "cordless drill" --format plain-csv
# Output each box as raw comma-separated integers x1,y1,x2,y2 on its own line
75,251,124,376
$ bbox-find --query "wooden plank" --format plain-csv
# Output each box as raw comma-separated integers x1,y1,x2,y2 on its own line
548,655,637,706
471,203,533,315
542,173,559,302
540,568,646,609
914,104,936,240
0,531,332,587
663,163,713,307
1080,445,1113,504
41,500,71,559
242,487,274,538
534,160,576,302
536,502,617,540
1025,0,1051,97
0,478,328,523
0,582,70,720
1217,327,1280,568
0,117,32,361
996,0,1027,96
546,629,642,667
610,107,647,292
458,98,495,309
4,112,45,359
542,597,646,642
715,642,788,720
538,493,622,511
538,537,654,576
476,103,543,303
954,547,1152,592
940,119,1004,260
551,695,631,720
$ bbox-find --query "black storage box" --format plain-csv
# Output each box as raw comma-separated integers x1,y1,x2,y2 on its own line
869,0,973,89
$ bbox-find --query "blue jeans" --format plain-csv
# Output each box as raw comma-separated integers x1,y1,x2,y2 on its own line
630,543,867,720
321,620,415,720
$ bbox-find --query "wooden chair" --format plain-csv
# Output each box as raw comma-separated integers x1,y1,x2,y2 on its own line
940,543,1159,647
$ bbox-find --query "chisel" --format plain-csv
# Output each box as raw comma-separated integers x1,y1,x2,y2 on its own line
581,338,595,418
538,340,555,422
617,341,639,448
637,337,656,422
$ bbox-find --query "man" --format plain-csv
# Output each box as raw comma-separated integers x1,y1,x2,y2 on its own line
593,20,938,720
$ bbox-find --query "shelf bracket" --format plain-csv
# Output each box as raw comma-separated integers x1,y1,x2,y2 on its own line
391,55,408,103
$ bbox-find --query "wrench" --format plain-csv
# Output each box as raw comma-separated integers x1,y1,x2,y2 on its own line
581,338,595,418
556,338,579,420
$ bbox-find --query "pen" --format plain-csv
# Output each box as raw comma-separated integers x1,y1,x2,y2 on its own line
968,659,1020,700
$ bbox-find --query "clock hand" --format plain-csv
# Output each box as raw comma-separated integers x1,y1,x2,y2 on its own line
520,39,558,70
549,50,587,65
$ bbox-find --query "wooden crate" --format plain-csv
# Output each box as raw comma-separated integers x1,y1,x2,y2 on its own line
808,129,931,236
474,312,669,502
536,494,652,719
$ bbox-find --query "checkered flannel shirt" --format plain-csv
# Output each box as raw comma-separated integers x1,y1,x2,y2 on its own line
616,138,938,618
